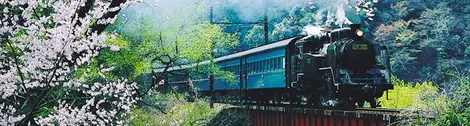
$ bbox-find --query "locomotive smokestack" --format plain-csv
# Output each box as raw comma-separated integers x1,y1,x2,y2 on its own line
350,24,363,39
350,24,361,33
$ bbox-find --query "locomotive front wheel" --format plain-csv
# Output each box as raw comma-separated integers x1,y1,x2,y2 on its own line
369,99,377,108
356,100,365,108
342,97,355,110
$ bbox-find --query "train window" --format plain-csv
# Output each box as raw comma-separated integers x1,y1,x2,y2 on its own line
252,62,255,73
267,60,270,71
273,58,279,70
275,58,279,70
254,61,257,73
268,59,271,71
253,62,258,73
263,60,269,72
281,57,286,69
278,57,282,69
273,58,277,70
255,61,258,73
253,62,257,73
245,63,251,73
258,61,263,72
255,62,258,73
276,57,281,70
273,58,276,70
250,63,253,73
252,63,255,74
261,60,265,72
269,58,276,71
267,59,271,71
247,63,253,73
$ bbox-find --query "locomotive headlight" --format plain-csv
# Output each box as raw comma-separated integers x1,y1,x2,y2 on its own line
356,29,364,37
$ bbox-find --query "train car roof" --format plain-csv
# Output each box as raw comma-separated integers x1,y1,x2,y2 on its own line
155,37,299,72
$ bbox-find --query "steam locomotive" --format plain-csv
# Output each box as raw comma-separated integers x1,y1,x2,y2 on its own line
158,24,393,108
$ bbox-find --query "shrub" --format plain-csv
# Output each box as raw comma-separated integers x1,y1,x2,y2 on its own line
129,93,247,126
379,76,440,109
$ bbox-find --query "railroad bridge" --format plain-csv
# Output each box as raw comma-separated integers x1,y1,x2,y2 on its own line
222,105,400,126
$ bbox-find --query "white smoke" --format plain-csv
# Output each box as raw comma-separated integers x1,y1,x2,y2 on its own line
310,0,378,27
335,2,353,25
312,0,356,27
304,25,325,37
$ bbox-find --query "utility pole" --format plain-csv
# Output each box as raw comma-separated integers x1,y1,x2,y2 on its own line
209,73,214,108
263,0,269,45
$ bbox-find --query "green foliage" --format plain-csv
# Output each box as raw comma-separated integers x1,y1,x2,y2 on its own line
129,93,243,126
379,76,441,109
382,74,470,125
181,22,239,61
433,111,470,126
129,109,155,125
73,35,149,82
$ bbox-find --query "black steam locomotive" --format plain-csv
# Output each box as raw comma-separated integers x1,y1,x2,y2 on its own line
158,24,393,108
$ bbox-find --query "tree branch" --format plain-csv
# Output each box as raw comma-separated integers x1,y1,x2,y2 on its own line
140,101,167,114
6,40,27,93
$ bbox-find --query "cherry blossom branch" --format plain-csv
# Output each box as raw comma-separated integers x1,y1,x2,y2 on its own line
0,0,141,125
5,40,27,93
37,96,95,110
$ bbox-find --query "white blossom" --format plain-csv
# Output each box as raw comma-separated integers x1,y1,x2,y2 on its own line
0,103,25,126
0,0,140,125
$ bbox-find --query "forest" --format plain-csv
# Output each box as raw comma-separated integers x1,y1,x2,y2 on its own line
0,0,469,125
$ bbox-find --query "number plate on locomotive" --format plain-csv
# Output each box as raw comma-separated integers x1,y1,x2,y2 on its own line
352,44,368,50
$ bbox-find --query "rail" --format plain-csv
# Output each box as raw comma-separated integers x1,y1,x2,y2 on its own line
215,103,402,126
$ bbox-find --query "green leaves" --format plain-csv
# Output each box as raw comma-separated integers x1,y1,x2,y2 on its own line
379,76,441,109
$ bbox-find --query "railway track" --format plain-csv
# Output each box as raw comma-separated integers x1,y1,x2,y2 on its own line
214,103,402,125
356,108,401,113
216,102,402,116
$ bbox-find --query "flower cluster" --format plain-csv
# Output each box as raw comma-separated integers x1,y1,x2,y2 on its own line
36,80,139,125
0,0,140,125
0,103,25,125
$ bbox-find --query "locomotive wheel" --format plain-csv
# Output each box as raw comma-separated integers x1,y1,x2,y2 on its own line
369,99,377,108
342,97,355,110
306,93,318,107
306,96,313,106
288,96,300,105
356,100,365,108
273,93,280,104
